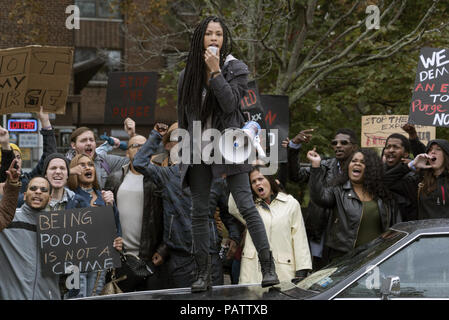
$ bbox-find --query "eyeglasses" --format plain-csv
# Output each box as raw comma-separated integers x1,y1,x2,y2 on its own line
127,143,144,150
331,140,351,146
28,186,49,193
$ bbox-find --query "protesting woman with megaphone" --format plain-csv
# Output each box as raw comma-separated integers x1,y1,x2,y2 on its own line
177,16,279,292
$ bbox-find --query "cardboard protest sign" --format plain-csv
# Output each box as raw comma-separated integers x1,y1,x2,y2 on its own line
261,95,289,163
37,206,121,275
361,115,435,148
104,72,157,124
409,47,449,127
0,45,73,115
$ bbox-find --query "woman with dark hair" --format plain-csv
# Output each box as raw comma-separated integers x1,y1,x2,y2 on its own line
66,154,123,298
407,139,449,219
177,16,279,292
229,166,312,284
307,148,399,262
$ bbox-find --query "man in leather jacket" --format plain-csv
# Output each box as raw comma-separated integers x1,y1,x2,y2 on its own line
105,134,167,292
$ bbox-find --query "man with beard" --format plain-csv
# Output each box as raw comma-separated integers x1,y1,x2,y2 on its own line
287,128,358,270
382,124,427,222
68,118,136,189
0,176,61,300
104,133,168,292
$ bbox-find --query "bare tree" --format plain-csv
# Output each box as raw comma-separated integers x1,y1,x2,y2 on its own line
122,0,446,107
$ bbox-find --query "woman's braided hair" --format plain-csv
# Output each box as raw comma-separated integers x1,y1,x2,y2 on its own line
179,16,232,126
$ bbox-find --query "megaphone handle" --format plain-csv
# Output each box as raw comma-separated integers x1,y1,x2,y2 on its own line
254,141,266,159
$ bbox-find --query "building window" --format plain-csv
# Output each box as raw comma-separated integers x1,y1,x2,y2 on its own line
75,0,122,19
75,48,122,82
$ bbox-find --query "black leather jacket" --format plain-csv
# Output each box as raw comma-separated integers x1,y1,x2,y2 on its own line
309,167,400,253
105,163,167,263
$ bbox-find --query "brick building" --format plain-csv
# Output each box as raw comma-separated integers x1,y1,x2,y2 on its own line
0,0,179,162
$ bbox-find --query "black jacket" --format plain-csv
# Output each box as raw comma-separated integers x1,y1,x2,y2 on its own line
383,163,419,221
177,56,252,189
309,167,400,253
417,173,449,219
104,163,167,263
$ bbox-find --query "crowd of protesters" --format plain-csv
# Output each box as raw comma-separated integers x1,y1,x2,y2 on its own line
2,15,449,300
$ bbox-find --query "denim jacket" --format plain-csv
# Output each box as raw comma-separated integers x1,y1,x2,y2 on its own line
73,187,122,237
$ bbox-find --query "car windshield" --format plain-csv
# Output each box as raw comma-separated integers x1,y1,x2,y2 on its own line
297,230,407,293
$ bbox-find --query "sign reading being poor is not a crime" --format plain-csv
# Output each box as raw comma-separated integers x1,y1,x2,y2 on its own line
37,206,121,275
409,47,449,127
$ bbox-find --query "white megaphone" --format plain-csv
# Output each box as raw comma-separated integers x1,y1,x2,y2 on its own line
219,121,266,164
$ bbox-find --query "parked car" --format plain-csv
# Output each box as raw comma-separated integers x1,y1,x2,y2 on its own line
80,219,449,300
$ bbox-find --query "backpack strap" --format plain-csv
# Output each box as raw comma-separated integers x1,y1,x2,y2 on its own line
6,221,37,232
99,156,111,175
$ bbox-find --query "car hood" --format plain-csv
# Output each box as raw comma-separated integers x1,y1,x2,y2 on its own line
77,282,318,300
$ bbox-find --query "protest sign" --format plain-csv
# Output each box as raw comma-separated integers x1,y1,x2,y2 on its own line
261,95,289,163
104,71,157,124
409,47,449,127
0,45,73,115
240,81,267,129
37,206,121,275
361,115,435,148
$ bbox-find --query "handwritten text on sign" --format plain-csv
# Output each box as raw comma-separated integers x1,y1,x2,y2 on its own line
37,207,121,275
104,72,157,125
361,115,435,148
0,46,73,115
409,47,449,127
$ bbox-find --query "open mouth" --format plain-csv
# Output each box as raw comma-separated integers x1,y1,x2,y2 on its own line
84,171,93,179
257,187,265,195
352,168,362,177
385,155,397,162
84,147,93,155
31,197,43,203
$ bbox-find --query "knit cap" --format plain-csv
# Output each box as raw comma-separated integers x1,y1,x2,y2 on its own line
43,153,70,175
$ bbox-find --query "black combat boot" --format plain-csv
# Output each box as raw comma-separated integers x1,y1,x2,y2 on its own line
191,254,211,293
259,249,280,287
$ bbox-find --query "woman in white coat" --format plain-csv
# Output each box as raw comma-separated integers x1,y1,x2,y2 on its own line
229,166,312,284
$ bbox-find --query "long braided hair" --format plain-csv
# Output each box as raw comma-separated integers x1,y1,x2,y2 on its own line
179,16,232,127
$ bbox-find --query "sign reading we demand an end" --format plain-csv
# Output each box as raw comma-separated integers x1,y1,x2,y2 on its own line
409,47,449,127
37,206,121,276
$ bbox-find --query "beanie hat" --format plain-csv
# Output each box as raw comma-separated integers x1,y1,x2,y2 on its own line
426,139,449,157
43,153,70,176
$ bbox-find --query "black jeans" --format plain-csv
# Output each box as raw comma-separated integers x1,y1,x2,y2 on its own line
188,164,270,258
